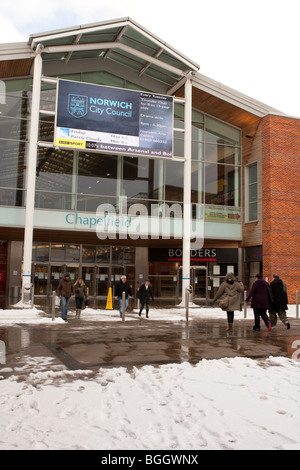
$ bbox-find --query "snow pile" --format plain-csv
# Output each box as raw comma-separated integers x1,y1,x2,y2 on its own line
0,307,65,324
0,356,300,450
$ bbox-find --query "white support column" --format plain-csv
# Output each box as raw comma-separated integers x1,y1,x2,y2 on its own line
21,48,43,301
181,77,192,302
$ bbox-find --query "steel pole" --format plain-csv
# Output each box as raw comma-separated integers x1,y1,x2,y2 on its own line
181,77,192,302
21,47,43,301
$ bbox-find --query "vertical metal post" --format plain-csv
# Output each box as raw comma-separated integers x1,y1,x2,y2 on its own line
244,290,247,319
181,76,192,301
185,287,189,322
52,291,56,321
30,284,35,309
21,47,43,301
296,290,299,319
122,291,126,322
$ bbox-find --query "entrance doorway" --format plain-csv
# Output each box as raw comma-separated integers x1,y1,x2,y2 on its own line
177,266,208,303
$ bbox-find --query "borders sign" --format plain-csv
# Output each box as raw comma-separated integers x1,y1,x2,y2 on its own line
55,79,174,158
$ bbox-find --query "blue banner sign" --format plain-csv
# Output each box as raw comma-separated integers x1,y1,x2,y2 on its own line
55,79,174,158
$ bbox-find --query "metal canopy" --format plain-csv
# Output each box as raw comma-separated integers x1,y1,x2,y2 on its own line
28,17,200,89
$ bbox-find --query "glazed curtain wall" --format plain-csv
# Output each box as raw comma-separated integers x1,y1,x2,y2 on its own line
0,74,241,219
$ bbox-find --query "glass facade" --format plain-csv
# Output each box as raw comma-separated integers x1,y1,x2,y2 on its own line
32,243,136,296
0,74,242,225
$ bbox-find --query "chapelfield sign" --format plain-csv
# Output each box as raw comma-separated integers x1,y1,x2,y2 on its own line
55,79,174,158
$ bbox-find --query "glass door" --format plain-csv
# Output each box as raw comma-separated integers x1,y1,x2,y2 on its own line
192,267,208,300
177,266,208,302
50,265,64,293
33,265,48,295
82,266,94,297
95,266,109,296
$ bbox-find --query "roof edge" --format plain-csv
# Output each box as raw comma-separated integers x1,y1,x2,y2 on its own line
192,72,286,118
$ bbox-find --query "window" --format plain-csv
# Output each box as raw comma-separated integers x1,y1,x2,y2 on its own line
245,162,258,222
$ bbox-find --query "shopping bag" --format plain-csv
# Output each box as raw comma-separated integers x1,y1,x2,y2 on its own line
219,296,229,311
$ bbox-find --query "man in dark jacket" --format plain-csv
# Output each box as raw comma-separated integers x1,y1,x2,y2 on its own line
246,274,272,331
57,273,74,322
269,274,290,329
114,275,132,317
138,279,154,318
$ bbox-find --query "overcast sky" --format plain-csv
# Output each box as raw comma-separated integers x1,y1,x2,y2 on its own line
1,0,299,117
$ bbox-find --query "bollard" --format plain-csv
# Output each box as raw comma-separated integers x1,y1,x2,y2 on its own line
296,290,299,319
52,291,56,321
244,290,247,319
30,284,35,309
185,286,193,322
122,291,126,323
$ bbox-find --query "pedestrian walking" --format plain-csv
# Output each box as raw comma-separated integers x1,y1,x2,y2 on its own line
74,277,88,319
137,279,154,318
214,272,244,332
246,274,272,331
114,275,132,318
269,274,290,329
56,273,74,322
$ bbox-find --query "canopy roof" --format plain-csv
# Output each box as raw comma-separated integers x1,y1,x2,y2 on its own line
0,18,199,89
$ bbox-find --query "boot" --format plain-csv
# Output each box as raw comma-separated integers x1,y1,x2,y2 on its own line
76,309,79,319
78,309,81,319
227,323,233,333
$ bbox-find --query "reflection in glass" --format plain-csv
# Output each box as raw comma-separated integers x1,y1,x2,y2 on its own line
0,140,26,189
78,152,117,196
165,160,183,202
205,163,240,206
36,147,73,193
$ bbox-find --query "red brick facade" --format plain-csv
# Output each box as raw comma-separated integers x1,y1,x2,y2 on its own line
262,115,300,302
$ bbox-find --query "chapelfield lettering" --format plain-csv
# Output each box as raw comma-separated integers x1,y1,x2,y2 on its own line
66,213,132,230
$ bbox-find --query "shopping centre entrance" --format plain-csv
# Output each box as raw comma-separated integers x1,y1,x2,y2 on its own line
33,263,135,297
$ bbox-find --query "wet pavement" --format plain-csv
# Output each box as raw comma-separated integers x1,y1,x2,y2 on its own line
1,303,300,379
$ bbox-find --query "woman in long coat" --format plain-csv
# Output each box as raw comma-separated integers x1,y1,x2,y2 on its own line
214,272,244,332
137,279,154,318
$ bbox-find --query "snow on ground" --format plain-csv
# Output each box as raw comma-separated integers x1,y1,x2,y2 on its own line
0,304,299,450
0,303,298,324
0,356,300,450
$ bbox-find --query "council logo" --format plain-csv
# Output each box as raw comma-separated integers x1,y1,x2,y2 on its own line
68,93,88,118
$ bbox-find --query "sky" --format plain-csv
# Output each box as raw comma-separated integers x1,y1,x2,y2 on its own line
1,0,300,117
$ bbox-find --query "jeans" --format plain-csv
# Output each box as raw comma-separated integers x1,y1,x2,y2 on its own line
61,296,71,320
118,297,128,317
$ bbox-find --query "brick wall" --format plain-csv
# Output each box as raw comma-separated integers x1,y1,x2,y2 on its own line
262,115,300,303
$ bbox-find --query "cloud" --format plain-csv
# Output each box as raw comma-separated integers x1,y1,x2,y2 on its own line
0,0,300,115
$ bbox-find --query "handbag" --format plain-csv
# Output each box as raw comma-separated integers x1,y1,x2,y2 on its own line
55,295,61,308
219,296,229,311
85,298,90,306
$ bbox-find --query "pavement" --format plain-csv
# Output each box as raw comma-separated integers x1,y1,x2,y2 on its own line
0,297,300,379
